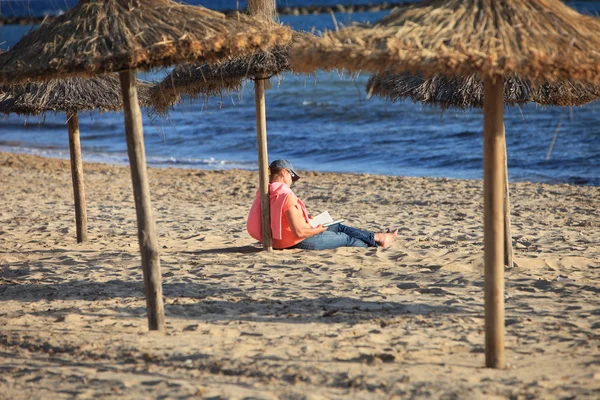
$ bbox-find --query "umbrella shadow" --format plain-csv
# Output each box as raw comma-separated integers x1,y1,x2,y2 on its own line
59,297,468,325
182,245,263,255
0,279,471,324
159,296,468,324
0,280,230,302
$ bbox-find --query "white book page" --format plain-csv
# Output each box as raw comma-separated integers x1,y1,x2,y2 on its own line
309,211,333,228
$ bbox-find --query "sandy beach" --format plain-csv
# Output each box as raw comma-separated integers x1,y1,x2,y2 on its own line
0,151,598,399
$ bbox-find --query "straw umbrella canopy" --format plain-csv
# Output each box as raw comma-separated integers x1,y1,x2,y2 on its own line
0,0,292,333
0,75,151,243
290,0,600,369
0,0,291,84
290,0,600,82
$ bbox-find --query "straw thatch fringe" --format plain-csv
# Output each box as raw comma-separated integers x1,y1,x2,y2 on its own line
0,0,292,85
0,74,151,116
290,0,600,83
149,31,315,115
533,80,600,106
367,73,529,109
149,64,244,116
366,73,600,109
149,48,291,115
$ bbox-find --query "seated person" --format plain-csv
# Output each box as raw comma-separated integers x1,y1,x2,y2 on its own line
247,159,398,250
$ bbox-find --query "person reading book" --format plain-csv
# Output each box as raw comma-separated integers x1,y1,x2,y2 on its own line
247,159,398,250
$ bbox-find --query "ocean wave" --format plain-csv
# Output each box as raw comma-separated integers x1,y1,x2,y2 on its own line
145,156,255,169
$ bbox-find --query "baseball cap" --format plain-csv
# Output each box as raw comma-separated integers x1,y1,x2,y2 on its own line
269,159,301,182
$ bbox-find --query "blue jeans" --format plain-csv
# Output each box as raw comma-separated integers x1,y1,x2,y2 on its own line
291,223,377,250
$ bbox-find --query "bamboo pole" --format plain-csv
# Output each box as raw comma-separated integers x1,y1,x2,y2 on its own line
254,76,273,252
503,130,514,269
66,112,88,243
483,78,506,369
119,69,165,332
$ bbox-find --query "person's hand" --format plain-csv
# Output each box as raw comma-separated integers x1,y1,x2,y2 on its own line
308,214,313,220
314,224,327,233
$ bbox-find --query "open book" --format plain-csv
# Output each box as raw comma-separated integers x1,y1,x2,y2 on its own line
309,211,345,228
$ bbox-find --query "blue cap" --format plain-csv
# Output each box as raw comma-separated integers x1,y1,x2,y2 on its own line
269,159,300,181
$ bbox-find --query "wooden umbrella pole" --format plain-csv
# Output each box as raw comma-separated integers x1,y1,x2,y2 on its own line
119,69,165,332
248,0,276,21
249,0,274,252
483,78,506,369
67,112,88,243
503,128,514,269
254,76,273,252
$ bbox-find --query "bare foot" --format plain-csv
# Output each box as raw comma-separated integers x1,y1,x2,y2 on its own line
375,229,398,248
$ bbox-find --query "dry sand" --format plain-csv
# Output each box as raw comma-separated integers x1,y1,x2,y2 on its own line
0,151,599,399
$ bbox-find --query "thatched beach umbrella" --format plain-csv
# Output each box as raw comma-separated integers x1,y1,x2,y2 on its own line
290,0,600,368
0,0,291,332
366,72,600,270
0,75,151,243
150,0,306,252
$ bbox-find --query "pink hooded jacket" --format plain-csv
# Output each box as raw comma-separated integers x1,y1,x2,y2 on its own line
247,182,309,242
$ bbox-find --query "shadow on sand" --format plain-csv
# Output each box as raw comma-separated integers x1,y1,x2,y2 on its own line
0,278,471,324
181,245,263,255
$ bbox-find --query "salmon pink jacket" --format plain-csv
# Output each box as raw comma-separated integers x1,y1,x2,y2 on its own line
247,182,309,241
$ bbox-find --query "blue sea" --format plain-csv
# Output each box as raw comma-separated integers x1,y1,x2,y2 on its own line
0,1,599,186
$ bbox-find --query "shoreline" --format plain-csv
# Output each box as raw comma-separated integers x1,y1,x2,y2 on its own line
0,148,596,188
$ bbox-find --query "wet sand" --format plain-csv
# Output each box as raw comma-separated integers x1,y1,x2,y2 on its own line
0,152,599,399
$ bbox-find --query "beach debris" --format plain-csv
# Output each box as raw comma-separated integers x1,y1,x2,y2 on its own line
555,275,574,283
